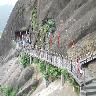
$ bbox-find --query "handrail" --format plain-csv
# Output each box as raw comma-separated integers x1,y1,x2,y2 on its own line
21,46,96,86
80,51,96,65
24,48,83,85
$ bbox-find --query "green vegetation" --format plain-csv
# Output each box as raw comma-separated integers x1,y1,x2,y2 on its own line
32,58,80,94
31,7,38,31
46,64,61,80
33,58,39,64
41,19,56,34
31,7,56,49
30,7,80,95
62,69,80,94
37,60,47,78
20,52,30,68
34,59,61,80
61,69,69,81
62,69,80,95
68,76,80,95
0,86,17,96
37,19,56,49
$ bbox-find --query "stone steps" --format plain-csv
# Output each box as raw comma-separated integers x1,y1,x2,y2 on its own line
81,90,96,96
26,49,96,96
81,79,96,96
85,83,96,89
86,89,96,96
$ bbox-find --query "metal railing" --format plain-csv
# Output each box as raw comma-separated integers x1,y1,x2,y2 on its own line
20,45,96,86
24,48,84,85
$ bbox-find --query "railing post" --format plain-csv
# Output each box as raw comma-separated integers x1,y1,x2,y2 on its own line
42,50,44,58
71,60,73,72
45,61,49,87
29,46,32,64
53,53,56,65
53,52,55,65
58,54,61,67
83,68,86,91
80,86,82,96
50,51,52,63
91,53,93,60
60,54,65,87
30,55,32,64
61,55,63,68
61,72,65,87
44,50,45,60
40,49,41,58
47,51,48,60
56,53,58,65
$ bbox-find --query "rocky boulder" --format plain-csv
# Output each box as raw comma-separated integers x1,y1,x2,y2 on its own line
17,65,34,88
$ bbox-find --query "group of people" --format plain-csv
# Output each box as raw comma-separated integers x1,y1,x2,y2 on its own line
15,32,84,80
16,33,31,49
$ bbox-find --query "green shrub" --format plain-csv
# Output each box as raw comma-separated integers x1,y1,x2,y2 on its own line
47,64,61,79
33,58,39,64
36,59,61,81
0,86,17,96
61,69,69,81
31,7,38,31
37,19,56,49
20,52,30,68
33,58,80,94
38,60,46,75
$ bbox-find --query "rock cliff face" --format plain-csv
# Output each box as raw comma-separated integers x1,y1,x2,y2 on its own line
0,0,96,95
0,0,96,59
0,0,36,56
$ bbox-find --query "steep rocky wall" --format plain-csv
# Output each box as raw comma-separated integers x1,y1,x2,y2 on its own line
0,0,96,60
38,0,96,58
0,0,36,56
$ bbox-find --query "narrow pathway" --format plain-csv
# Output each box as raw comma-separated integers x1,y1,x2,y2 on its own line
22,48,96,96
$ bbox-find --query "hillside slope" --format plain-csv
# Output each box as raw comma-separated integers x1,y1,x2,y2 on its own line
0,0,96,59
0,0,96,95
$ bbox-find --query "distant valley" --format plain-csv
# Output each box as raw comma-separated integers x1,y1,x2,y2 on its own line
0,5,14,32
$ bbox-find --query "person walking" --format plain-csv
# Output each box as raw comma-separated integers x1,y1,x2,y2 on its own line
76,57,84,79
22,35,26,48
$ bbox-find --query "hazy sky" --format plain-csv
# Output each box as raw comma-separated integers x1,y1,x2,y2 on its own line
0,0,18,32
0,0,18,6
